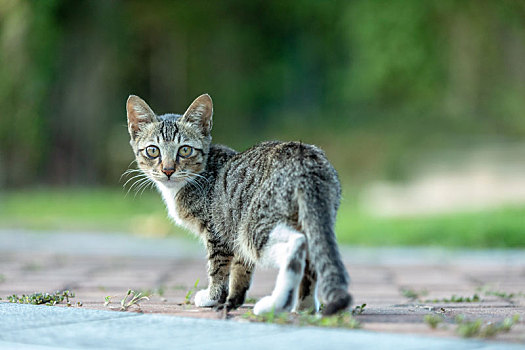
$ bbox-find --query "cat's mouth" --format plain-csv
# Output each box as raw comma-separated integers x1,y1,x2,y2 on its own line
156,176,185,188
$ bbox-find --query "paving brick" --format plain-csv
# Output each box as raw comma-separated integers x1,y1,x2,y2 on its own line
1,230,524,343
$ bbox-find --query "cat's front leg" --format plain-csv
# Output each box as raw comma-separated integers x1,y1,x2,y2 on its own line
215,257,253,311
194,245,233,308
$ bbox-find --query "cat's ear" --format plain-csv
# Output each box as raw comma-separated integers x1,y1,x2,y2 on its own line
126,95,157,139
180,94,213,136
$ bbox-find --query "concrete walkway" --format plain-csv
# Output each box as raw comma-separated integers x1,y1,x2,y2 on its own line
2,303,524,350
1,229,524,348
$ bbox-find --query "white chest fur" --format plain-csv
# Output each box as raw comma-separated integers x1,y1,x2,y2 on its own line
158,183,202,235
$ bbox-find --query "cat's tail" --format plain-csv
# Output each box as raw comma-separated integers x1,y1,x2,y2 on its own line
296,186,351,315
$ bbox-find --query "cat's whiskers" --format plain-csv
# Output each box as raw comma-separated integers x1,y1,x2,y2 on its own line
122,168,141,175
120,171,143,184
186,177,202,194
162,171,207,196
179,170,209,182
139,179,156,197
119,160,140,181
125,177,148,197
134,177,154,197
122,172,147,189
183,174,206,196
123,169,155,197
130,176,153,197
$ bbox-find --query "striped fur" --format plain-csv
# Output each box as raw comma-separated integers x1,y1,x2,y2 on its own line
126,94,351,315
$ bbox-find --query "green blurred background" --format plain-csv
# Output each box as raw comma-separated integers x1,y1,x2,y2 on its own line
1,0,524,247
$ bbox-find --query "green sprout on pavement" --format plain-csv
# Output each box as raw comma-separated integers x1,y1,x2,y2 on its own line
120,289,150,311
455,314,521,338
243,309,361,329
477,287,525,303
7,290,75,306
104,295,115,307
352,303,366,315
424,314,445,329
184,279,200,305
425,294,481,303
425,313,521,338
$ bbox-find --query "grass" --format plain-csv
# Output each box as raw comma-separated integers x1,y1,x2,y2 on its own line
454,314,521,338
476,286,525,303
0,188,183,237
352,303,366,315
242,310,361,329
336,195,525,247
1,187,525,247
424,314,444,329
6,290,75,306
401,287,524,304
425,294,481,303
119,289,150,311
424,312,521,338
184,279,200,305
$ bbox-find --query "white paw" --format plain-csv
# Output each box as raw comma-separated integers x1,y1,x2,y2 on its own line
253,296,279,315
194,289,218,307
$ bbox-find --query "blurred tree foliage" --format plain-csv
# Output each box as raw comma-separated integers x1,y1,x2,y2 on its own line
0,0,524,187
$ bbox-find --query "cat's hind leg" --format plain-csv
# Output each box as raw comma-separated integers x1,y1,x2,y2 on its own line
253,224,307,315
294,259,319,313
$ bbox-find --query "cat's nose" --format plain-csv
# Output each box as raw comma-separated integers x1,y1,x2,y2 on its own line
162,168,175,178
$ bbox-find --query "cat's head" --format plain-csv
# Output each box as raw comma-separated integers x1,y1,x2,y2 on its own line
126,94,213,189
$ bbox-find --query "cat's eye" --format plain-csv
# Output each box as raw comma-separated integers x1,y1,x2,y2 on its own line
178,145,193,158
145,146,160,158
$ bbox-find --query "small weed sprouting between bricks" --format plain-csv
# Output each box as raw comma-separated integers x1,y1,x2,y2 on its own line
425,294,481,303
352,303,366,315
309,313,361,329
120,289,150,311
242,309,361,329
455,314,521,338
7,290,75,306
425,313,521,338
401,288,484,304
484,290,516,301
243,309,289,325
424,314,445,329
104,296,115,307
476,286,525,303
184,279,200,305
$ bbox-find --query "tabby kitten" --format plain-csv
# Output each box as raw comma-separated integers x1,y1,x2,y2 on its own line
126,94,351,315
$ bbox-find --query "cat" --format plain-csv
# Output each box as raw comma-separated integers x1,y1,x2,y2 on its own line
126,93,351,315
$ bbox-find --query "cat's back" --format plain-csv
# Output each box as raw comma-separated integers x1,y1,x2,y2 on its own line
210,140,340,240
235,140,336,177
215,140,340,201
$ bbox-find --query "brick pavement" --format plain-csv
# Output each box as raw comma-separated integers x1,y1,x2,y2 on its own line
1,230,524,343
